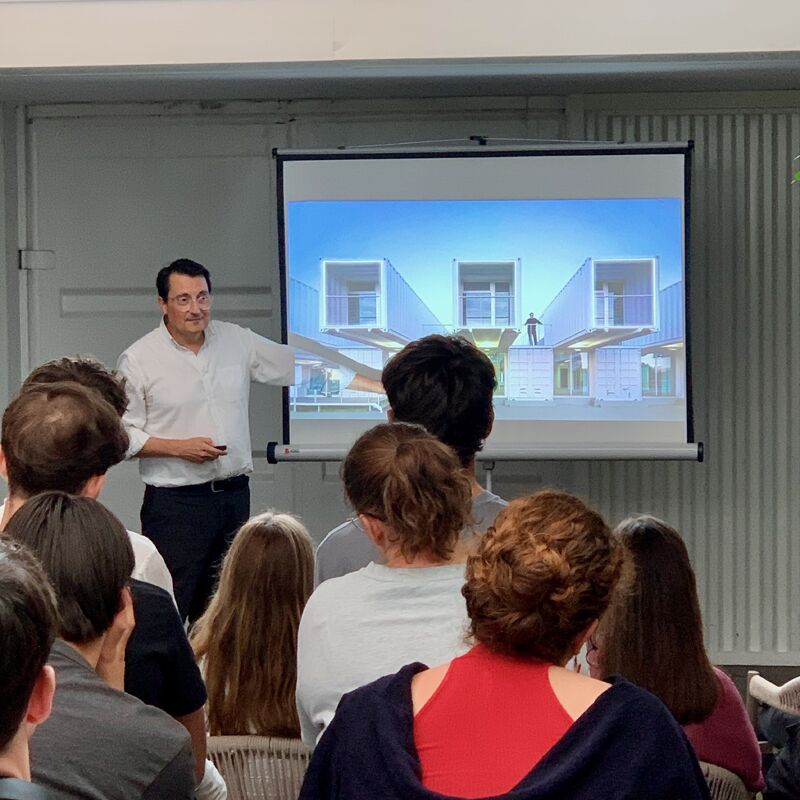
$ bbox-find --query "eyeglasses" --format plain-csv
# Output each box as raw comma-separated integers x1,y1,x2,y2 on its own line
169,293,211,310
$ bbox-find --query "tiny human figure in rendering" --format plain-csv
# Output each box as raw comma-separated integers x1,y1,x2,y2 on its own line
526,312,541,345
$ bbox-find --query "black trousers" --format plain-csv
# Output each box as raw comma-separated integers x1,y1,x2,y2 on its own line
141,479,250,622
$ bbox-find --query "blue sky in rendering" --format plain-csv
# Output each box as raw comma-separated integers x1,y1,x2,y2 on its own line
287,198,683,326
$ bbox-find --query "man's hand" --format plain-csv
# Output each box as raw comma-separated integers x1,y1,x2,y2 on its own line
139,436,225,462
173,437,226,464
97,586,135,691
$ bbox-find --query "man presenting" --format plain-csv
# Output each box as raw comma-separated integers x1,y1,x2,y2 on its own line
117,258,294,620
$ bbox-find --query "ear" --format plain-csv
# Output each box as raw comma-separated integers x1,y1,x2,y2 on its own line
484,406,494,439
25,665,55,729
358,514,388,551
572,618,599,655
0,446,7,482
80,473,106,500
157,295,168,316
386,407,394,423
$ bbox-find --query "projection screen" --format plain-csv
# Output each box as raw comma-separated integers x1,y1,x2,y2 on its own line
274,144,697,460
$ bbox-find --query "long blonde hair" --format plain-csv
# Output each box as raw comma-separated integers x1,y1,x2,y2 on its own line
191,511,314,736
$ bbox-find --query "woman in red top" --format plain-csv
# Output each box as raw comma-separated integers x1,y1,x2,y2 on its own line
591,515,764,793
411,491,622,798
300,490,709,800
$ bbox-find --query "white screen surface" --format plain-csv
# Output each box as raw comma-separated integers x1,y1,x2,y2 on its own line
279,146,691,456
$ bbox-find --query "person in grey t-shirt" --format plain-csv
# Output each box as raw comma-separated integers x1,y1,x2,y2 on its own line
315,334,507,586
297,423,477,746
6,494,194,800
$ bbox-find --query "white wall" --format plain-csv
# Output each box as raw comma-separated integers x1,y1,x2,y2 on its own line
0,105,21,406
1,91,799,667
1,0,800,68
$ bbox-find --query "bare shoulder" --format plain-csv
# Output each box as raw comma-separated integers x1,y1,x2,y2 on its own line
411,662,452,715
548,665,611,721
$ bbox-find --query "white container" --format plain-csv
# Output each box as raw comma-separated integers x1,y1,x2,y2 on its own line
320,259,441,348
593,347,642,400
508,347,554,400
452,259,522,351
541,258,659,349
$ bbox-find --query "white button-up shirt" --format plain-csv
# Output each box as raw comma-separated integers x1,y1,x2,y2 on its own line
117,319,294,488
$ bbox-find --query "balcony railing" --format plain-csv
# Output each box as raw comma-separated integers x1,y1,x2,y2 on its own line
594,291,653,327
325,292,380,326
459,291,515,326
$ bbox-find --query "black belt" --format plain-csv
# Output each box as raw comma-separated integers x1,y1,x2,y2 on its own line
152,475,249,494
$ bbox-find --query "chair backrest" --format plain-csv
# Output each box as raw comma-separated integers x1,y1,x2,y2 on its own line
699,762,754,800
208,735,311,800
749,669,800,715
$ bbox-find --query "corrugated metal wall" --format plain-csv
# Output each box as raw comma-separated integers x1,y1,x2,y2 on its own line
570,97,800,663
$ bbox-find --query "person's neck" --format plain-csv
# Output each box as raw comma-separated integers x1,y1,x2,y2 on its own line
63,638,104,670
463,460,484,497
383,539,467,569
0,494,26,532
165,319,205,353
0,733,32,781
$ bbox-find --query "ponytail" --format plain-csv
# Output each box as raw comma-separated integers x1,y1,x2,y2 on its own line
343,423,472,561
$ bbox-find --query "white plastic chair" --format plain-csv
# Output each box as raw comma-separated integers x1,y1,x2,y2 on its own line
748,670,800,716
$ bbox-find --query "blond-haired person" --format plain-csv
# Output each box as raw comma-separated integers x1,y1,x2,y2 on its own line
191,512,314,737
296,422,473,747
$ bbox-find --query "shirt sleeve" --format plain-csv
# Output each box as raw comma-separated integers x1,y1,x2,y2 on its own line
126,581,208,718
135,548,176,600
247,329,295,386
141,736,196,800
296,598,325,748
117,351,151,458
194,759,227,800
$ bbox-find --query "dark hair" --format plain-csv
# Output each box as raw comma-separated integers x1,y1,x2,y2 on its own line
342,423,472,562
156,258,212,300
596,515,718,725
1,382,128,497
23,356,128,417
0,539,58,751
463,490,623,664
6,493,134,644
381,335,496,467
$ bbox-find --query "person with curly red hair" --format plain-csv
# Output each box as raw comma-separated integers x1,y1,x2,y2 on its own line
300,490,711,800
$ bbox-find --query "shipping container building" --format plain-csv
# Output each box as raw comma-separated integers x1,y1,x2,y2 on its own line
320,259,443,349
289,277,385,412
452,259,522,351
624,281,685,398
540,258,659,349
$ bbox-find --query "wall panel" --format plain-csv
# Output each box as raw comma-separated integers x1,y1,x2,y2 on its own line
581,100,800,662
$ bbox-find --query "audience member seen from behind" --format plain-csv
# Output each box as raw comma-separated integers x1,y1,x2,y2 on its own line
0,540,57,799
6,493,195,800
191,511,314,737
315,334,505,585
300,491,711,800
19,355,173,594
593,515,763,792
297,422,473,747
0,375,218,797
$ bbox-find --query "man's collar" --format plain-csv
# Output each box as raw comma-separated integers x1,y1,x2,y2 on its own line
159,317,212,350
